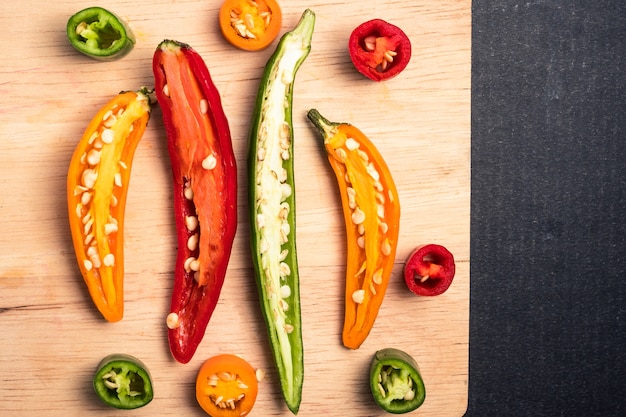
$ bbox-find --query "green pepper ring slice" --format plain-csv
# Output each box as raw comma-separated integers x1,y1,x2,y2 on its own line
93,353,154,409
369,348,426,414
67,7,135,60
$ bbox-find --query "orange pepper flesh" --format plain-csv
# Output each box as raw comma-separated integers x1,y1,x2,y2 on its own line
196,354,259,417
307,109,401,349
67,90,151,322
218,0,282,51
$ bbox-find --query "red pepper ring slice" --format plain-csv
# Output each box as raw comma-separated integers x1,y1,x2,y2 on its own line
348,19,411,81
404,244,455,296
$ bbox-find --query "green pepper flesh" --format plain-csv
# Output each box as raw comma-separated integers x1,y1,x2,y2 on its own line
93,353,153,409
247,9,315,414
369,348,426,414
67,7,135,60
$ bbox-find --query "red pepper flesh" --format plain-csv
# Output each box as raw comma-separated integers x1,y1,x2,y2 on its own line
153,40,238,364
348,19,411,82
404,244,455,296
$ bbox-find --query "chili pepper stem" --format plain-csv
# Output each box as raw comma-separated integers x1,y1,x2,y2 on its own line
306,108,339,140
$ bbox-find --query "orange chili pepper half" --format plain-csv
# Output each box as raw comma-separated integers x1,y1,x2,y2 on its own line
218,0,282,51
196,354,259,417
67,89,151,322
307,109,401,349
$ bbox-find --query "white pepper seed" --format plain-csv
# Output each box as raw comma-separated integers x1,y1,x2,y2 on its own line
367,163,380,181
244,13,255,30
381,238,392,256
81,191,92,205
345,137,360,151
189,259,200,272
75,203,83,218
280,183,292,200
83,259,93,271
280,284,291,298
279,262,291,277
187,233,199,251
184,186,194,200
114,172,122,187
88,131,98,144
357,236,365,248
185,215,198,231
166,313,180,330
255,368,265,382
364,36,377,51
101,128,115,144
103,253,115,267
104,223,118,235
82,169,97,189
351,207,366,225
280,221,290,238
373,268,384,284
200,98,208,115
379,222,389,234
256,213,265,228
90,253,102,269
162,84,170,97
352,289,365,304
103,114,117,128
346,187,357,209
86,149,101,165
202,154,217,170
335,148,347,162
377,204,385,218
184,257,197,272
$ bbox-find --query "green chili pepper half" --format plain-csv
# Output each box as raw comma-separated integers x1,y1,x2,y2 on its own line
66,7,135,61
369,348,426,414
247,9,315,414
93,353,154,409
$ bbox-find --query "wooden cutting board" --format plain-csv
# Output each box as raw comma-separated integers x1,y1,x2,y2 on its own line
0,1,470,415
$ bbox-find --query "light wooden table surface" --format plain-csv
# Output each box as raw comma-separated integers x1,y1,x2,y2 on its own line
0,1,470,415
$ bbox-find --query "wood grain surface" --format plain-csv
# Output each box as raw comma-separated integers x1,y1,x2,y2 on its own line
0,1,470,416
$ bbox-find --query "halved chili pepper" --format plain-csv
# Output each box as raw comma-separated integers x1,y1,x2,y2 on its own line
67,89,151,322
196,354,259,417
93,353,154,409
219,0,282,51
153,40,238,364
247,9,315,413
348,19,411,82
369,348,426,414
404,244,456,296
66,7,135,61
307,109,401,350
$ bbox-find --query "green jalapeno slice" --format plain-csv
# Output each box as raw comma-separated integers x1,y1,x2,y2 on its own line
369,348,426,414
93,353,154,409
66,7,135,60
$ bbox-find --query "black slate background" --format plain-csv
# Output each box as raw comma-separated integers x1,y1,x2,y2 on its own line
467,1,625,416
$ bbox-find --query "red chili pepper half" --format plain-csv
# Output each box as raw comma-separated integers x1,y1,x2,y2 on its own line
153,40,238,364
404,244,455,296
348,19,411,82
